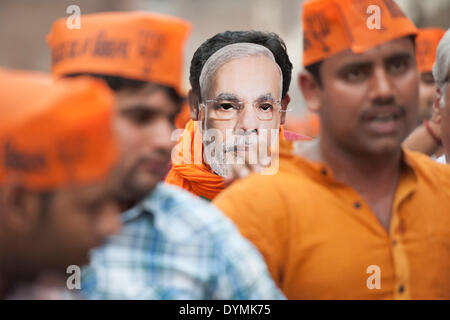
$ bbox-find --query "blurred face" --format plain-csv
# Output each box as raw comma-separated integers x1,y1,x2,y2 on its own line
35,180,120,268
114,85,179,205
200,56,283,177
2,173,121,276
418,71,437,124
313,37,419,157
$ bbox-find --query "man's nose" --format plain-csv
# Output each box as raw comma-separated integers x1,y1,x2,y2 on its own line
236,104,258,132
369,67,395,104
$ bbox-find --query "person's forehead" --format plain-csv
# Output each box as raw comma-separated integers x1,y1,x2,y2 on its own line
323,37,415,69
211,55,282,98
215,55,280,75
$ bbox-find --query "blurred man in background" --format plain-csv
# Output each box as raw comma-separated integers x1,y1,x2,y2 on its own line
214,0,450,299
430,29,450,163
47,12,284,299
403,28,446,161
416,28,446,124
0,68,120,299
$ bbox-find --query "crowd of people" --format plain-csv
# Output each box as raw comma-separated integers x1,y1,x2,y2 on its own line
0,0,449,300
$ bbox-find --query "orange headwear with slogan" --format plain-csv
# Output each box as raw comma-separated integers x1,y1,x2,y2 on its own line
165,119,226,200
0,68,117,190
47,11,191,93
302,0,417,66
415,28,446,72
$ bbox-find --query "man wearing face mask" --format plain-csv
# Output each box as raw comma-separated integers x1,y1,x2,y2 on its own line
166,31,309,201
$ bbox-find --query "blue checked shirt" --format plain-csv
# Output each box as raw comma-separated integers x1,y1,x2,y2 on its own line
81,183,285,300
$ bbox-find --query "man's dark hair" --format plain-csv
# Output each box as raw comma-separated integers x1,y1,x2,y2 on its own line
190,30,293,101
65,73,184,107
305,35,417,87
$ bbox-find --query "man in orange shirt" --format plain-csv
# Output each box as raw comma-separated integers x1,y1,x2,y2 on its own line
166,31,309,200
0,69,120,299
214,0,450,299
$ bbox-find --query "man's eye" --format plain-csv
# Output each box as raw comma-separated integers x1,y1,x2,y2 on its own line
217,103,237,111
258,103,274,112
124,110,154,125
388,59,409,75
342,68,368,82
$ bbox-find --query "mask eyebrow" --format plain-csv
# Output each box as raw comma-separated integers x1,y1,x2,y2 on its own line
255,93,276,102
214,92,240,102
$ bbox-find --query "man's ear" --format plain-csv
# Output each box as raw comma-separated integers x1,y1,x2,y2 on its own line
298,71,322,113
2,184,41,234
188,90,200,121
432,87,443,124
280,94,291,125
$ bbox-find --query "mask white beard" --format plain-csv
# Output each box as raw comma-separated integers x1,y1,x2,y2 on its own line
203,136,258,178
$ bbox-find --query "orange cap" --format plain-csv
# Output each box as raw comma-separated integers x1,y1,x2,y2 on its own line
0,68,117,190
47,11,191,93
415,28,446,72
302,0,417,66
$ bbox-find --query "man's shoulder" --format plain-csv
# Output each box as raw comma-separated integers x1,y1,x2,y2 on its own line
405,149,450,189
406,149,450,176
144,183,241,241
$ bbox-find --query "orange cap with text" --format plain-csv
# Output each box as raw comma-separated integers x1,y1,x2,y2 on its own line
0,68,118,190
415,28,445,72
302,0,417,66
47,11,191,93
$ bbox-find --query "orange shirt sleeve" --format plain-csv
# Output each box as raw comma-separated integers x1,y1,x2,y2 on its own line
213,173,289,285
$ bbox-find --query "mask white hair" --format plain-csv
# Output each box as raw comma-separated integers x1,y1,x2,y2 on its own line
432,28,450,109
199,42,283,100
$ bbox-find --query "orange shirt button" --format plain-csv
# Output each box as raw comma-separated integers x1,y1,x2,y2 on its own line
353,201,361,209
398,285,405,293
321,168,327,175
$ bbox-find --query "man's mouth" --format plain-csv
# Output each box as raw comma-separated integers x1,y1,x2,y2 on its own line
363,107,405,135
370,113,400,122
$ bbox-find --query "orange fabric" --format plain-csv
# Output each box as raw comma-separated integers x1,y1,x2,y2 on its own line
165,120,225,200
415,28,445,72
302,0,417,66
47,11,191,93
214,145,450,299
165,120,308,200
0,68,117,190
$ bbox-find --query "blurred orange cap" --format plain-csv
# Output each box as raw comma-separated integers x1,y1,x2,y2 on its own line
302,0,417,66
47,11,191,94
415,28,445,72
0,68,118,190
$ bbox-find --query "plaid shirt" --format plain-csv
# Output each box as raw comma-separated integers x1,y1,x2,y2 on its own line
81,183,285,300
